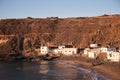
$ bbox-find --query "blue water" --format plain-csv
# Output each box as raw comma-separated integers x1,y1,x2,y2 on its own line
0,61,110,80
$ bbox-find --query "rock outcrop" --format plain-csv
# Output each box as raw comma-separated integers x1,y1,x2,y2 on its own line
0,15,120,60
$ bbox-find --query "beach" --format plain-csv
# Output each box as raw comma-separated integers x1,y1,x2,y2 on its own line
57,56,120,80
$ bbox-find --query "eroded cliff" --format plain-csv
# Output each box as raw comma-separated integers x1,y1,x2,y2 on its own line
0,15,120,57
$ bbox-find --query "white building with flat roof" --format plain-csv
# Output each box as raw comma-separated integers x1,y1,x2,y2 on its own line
83,48,90,56
53,49,62,54
62,48,77,55
40,45,78,55
88,48,101,58
58,45,65,49
101,47,116,53
107,52,120,62
40,46,49,55
90,44,98,48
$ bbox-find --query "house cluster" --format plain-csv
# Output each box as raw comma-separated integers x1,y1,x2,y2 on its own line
83,44,120,62
40,45,77,55
39,44,120,62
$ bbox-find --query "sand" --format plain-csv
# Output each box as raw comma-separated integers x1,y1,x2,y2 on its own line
57,56,120,80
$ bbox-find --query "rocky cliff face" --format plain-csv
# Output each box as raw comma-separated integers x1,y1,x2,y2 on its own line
0,15,120,56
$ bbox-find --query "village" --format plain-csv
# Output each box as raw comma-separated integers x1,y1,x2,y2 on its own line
38,44,120,62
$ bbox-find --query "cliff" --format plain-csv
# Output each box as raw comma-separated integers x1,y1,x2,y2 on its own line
0,15,120,57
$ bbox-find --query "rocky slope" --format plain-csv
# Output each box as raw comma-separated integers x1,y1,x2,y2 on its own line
0,15,120,57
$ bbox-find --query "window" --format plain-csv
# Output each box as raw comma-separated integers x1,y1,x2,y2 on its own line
109,54,112,57
113,55,115,57
72,51,74,54
94,53,97,57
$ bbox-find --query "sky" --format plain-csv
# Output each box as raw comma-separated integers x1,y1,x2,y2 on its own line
0,0,120,19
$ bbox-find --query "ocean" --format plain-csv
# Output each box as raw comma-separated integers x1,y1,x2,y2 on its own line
0,60,110,80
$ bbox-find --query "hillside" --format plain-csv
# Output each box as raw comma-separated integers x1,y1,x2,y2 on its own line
0,15,120,56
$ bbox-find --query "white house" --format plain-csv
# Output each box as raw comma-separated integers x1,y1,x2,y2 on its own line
87,48,101,58
40,45,78,55
90,44,98,48
52,49,62,54
107,52,120,62
53,46,77,55
58,45,65,49
40,46,49,55
83,48,90,56
83,48,101,58
100,47,116,53
62,48,77,55
88,52,97,58
52,45,65,54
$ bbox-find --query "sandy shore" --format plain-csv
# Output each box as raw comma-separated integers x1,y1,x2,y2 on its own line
57,56,120,80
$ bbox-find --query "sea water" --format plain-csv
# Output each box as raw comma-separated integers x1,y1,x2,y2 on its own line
0,61,111,80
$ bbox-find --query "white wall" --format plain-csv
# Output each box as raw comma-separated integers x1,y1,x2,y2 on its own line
40,46,49,54
88,51,99,58
87,48,101,58
88,52,95,58
107,52,120,62
53,49,62,54
101,47,116,53
90,44,98,48
62,48,77,55
83,48,90,56
58,46,65,49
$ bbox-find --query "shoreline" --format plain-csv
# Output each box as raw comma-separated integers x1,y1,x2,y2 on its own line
0,55,119,80
57,56,120,80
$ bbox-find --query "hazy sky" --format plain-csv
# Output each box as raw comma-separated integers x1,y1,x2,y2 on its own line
0,0,120,19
